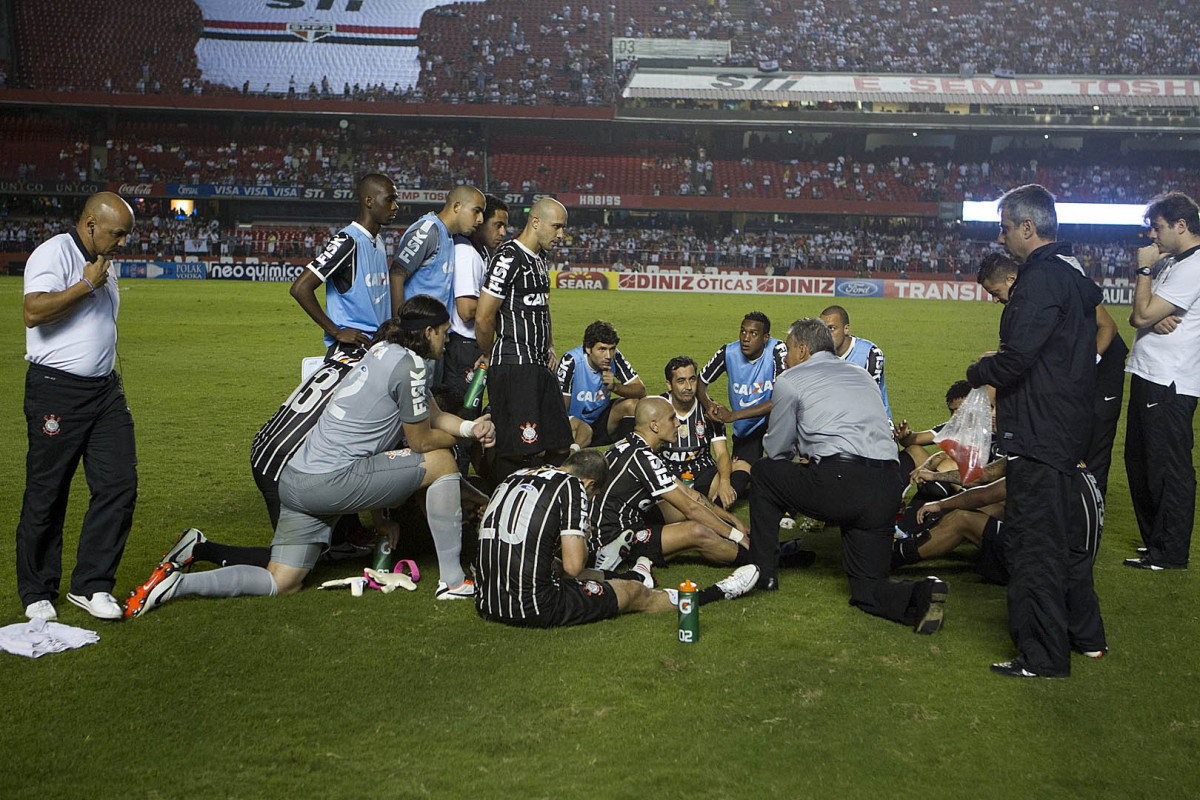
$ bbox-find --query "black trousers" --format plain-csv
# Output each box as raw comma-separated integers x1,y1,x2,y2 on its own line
1086,388,1123,500
16,364,137,604
1124,375,1197,567
749,456,924,626
1004,456,1093,676
443,331,479,406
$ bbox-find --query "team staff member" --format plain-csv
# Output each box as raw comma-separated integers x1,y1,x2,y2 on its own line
976,252,1127,500
967,184,1102,678
17,192,136,621
445,194,509,400
745,318,947,635
657,356,749,509
396,185,486,311
124,297,496,617
557,320,645,448
697,312,787,465
289,174,399,359
475,198,575,480
1123,192,1200,570
819,304,892,420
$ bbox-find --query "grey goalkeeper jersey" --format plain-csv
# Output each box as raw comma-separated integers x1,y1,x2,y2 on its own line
289,342,434,474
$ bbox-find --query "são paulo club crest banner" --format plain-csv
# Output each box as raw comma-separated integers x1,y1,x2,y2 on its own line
193,0,482,93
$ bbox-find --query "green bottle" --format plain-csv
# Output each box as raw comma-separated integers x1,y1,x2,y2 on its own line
372,536,394,572
677,580,699,644
463,364,487,413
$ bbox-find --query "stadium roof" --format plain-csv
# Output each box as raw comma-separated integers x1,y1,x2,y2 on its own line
623,69,1200,108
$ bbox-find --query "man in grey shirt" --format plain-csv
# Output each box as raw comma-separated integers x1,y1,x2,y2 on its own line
746,318,947,634
123,296,496,617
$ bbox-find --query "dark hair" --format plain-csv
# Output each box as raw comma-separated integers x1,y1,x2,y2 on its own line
562,448,609,488
998,183,1057,240
945,380,973,406
371,317,405,346
583,320,619,349
483,194,509,223
357,172,392,198
664,355,698,382
820,304,849,325
743,311,771,334
976,251,1019,285
395,294,449,358
1144,191,1200,235
786,318,835,355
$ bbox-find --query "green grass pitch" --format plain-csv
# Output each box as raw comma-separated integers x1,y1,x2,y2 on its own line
1,277,1198,799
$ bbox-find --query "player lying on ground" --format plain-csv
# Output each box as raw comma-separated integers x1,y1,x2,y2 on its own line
123,296,495,617
474,449,759,628
895,464,1106,657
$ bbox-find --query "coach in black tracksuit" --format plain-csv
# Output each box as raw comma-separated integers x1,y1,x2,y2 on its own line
967,184,1104,678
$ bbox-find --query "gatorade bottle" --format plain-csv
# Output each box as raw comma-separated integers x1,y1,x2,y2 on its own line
463,364,487,413
372,536,395,572
678,580,698,643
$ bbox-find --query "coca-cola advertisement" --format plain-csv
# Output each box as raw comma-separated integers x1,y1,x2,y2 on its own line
108,182,164,197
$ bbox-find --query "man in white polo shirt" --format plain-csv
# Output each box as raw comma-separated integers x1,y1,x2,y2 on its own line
17,192,136,621
1123,191,1200,571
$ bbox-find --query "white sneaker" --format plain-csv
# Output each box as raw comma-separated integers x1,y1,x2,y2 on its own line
631,556,655,589
25,600,57,621
66,591,124,620
714,564,760,601
435,579,475,600
594,529,634,571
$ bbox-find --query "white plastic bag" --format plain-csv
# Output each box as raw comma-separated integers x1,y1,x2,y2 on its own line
932,386,991,484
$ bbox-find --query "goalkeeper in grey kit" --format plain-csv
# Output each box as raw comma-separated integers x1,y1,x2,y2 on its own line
124,296,494,616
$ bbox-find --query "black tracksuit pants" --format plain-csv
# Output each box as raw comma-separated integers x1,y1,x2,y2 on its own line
1124,375,1197,568
16,364,137,605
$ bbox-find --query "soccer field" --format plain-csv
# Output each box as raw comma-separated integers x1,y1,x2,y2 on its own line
1,277,1197,799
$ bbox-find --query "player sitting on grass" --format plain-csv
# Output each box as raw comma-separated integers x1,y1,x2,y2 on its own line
556,320,645,448
474,449,759,628
894,463,1106,658
590,397,755,572
656,355,750,509
123,296,495,617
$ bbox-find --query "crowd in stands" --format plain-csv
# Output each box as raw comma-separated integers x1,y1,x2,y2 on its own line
7,1,1199,107
0,212,1134,281
6,113,1196,209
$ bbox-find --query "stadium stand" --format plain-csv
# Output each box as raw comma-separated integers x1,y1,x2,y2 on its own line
8,1,1199,104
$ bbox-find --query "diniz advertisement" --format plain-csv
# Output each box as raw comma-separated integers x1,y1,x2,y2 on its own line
549,272,997,302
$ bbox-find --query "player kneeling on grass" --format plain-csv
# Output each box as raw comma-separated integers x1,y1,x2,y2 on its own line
124,296,495,617
590,397,755,573
474,449,759,628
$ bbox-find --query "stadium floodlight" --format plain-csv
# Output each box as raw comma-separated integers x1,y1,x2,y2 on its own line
962,201,1146,227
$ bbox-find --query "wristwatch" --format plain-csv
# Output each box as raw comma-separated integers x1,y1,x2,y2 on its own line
1136,266,1153,277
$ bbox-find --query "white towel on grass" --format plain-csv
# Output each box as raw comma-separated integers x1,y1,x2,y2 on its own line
0,618,100,658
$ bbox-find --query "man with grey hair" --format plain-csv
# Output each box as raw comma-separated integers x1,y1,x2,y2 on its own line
967,183,1104,677
744,318,947,634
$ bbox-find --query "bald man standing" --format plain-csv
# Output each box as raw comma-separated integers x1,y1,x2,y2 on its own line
475,198,575,479
18,192,136,621
395,185,486,312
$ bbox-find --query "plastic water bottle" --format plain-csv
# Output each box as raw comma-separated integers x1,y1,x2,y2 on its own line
463,364,487,412
677,580,698,643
